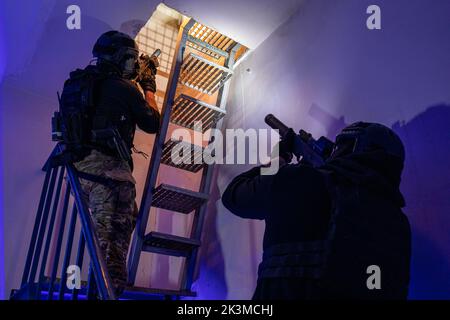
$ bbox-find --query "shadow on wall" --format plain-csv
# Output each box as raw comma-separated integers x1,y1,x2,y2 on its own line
204,102,450,299
309,103,347,140
393,104,450,299
311,103,450,299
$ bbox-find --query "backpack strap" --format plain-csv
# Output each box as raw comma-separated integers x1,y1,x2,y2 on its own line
48,146,123,190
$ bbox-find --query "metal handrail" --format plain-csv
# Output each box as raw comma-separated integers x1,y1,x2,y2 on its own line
65,162,116,299
17,143,116,300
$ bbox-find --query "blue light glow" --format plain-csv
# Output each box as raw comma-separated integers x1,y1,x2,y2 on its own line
0,13,6,299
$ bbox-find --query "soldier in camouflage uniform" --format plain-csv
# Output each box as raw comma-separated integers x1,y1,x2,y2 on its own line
74,150,138,294
68,31,160,297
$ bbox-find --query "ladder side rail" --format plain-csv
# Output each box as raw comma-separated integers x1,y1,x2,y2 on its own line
58,204,77,300
71,230,86,300
86,265,97,300
19,145,59,289
65,163,116,300
47,181,71,300
127,18,196,285
181,44,241,290
20,165,52,288
27,166,59,288
36,166,66,295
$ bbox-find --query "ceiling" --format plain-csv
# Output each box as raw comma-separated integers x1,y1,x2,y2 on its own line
165,0,305,49
0,0,305,76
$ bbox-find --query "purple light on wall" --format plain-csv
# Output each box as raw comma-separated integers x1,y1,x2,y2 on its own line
0,14,6,299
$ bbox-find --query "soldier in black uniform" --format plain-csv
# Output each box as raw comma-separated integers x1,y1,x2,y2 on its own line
61,30,161,297
222,122,411,300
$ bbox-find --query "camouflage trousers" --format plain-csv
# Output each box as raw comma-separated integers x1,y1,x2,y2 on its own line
74,150,138,297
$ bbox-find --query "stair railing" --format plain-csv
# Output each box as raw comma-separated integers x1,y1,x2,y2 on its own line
14,143,116,300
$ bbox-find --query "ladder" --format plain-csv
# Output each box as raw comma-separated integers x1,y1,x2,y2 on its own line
11,147,118,300
127,18,242,296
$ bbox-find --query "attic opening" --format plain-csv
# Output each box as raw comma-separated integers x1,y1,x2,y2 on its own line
123,3,249,291
131,3,248,108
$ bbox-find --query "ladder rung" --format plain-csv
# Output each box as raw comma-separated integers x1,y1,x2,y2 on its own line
187,35,229,59
187,22,236,59
161,139,206,173
151,184,209,214
142,231,200,257
180,53,233,95
170,94,226,132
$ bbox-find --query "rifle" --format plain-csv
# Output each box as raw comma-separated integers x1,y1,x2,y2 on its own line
134,49,161,83
265,114,334,167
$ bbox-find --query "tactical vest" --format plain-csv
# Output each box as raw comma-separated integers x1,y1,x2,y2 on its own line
51,65,130,167
51,66,104,162
257,170,410,299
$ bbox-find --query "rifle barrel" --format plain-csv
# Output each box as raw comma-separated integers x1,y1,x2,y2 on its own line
265,114,290,137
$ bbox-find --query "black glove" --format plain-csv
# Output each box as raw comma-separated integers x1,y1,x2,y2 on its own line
278,128,296,163
137,54,159,93
146,55,159,76
138,73,156,93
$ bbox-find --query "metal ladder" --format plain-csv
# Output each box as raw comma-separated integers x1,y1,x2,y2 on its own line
11,146,117,300
127,18,242,296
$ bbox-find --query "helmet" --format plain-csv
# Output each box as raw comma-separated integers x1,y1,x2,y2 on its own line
331,122,405,162
92,30,139,78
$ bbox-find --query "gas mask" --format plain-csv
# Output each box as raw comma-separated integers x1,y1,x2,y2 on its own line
121,55,138,79
107,46,139,79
